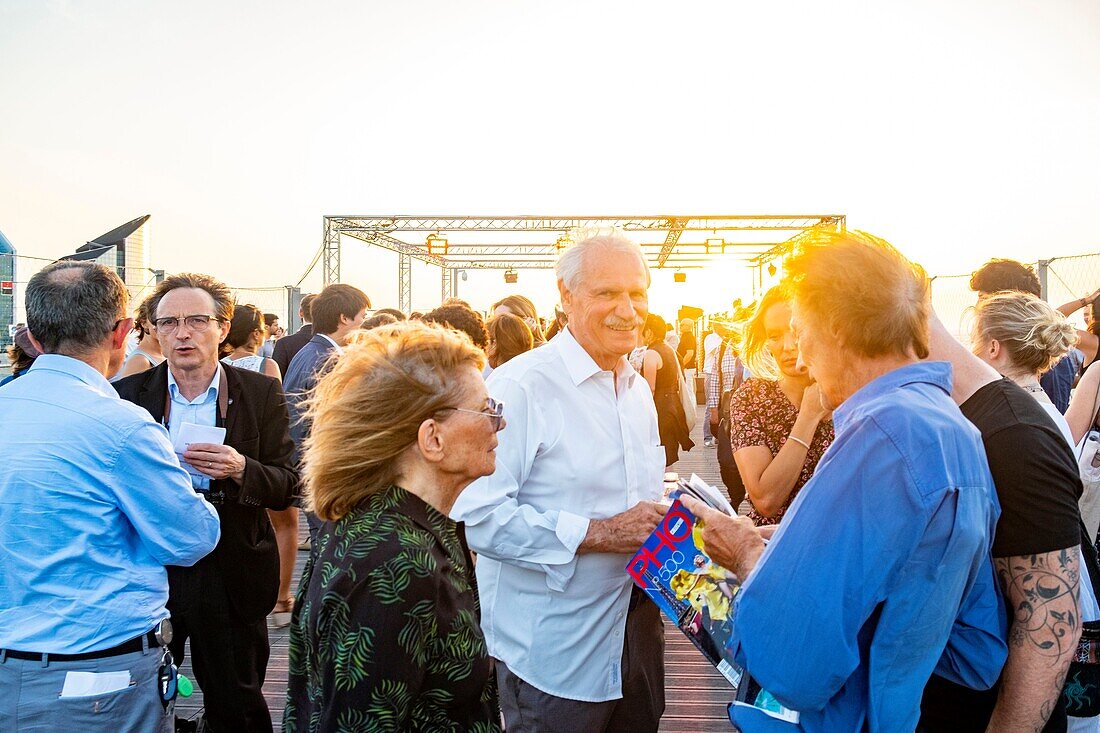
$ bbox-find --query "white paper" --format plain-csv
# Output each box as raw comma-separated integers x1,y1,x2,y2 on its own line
687,473,737,516
173,422,227,480
60,670,132,698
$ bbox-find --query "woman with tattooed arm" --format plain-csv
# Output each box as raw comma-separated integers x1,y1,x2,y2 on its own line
920,300,1092,733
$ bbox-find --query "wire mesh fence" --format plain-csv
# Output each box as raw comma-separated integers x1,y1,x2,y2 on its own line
231,288,293,329
929,252,1100,338
1044,254,1100,330
929,274,977,340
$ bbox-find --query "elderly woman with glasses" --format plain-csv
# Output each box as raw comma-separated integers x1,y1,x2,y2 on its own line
284,320,504,733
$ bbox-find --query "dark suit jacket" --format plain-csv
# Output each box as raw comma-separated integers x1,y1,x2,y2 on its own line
114,362,299,621
272,324,313,378
284,334,338,456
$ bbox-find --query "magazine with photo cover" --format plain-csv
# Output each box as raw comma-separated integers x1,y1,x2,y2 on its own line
626,477,799,725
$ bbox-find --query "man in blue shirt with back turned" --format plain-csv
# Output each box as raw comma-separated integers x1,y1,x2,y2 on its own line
685,230,1006,732
0,261,220,732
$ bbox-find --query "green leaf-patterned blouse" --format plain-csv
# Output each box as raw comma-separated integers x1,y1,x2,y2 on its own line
283,485,501,733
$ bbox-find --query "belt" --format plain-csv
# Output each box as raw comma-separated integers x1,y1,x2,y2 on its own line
1,630,160,662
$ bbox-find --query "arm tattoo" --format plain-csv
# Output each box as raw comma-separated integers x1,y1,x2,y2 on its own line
996,548,1080,658
994,548,1081,730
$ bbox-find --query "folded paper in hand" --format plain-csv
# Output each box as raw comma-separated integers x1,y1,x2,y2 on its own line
172,422,227,480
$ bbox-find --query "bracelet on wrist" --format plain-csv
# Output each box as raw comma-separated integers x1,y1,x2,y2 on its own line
787,434,811,450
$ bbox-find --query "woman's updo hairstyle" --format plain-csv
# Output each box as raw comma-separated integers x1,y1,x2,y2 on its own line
972,290,1078,376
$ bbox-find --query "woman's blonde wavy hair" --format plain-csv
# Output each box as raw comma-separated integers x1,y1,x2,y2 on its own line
300,320,486,521
738,285,791,381
972,290,1078,377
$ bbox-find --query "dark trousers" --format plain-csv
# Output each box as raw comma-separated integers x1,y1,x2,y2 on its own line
167,561,272,733
497,591,665,733
716,421,746,509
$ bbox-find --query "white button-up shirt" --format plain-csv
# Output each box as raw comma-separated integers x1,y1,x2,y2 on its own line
451,326,664,702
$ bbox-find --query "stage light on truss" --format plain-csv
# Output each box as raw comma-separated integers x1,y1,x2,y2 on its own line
504,269,518,284
705,237,726,254
673,271,687,283
426,232,448,255
767,263,777,277
555,234,574,252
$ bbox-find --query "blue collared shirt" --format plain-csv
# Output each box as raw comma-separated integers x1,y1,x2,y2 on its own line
166,365,221,490
0,355,221,654
727,361,1006,732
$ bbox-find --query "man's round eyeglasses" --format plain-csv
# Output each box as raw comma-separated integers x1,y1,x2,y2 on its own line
439,398,505,432
153,315,222,333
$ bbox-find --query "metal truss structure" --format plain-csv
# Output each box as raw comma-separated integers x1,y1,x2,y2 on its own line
322,215,846,312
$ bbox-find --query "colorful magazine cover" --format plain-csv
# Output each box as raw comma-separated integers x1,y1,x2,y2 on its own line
626,477,800,725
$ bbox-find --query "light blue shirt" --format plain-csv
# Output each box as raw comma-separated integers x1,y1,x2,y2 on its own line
727,362,1007,732
0,355,221,654
166,365,221,490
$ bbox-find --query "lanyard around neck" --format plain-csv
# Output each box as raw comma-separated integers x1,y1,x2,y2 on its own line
164,367,229,427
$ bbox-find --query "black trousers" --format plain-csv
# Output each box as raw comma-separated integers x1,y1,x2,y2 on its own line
167,560,273,733
716,421,746,509
497,591,665,733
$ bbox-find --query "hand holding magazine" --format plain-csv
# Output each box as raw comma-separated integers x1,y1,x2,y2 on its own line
627,474,800,726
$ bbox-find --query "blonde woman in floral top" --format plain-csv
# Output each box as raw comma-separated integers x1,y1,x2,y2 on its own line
284,322,502,732
730,286,834,525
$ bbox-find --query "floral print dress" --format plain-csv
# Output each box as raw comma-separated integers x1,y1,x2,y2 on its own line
284,485,501,733
730,378,835,526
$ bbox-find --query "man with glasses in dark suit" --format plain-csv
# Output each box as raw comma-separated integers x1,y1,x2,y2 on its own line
115,273,298,733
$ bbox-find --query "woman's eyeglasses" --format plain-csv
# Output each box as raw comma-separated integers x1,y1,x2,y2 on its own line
439,397,505,432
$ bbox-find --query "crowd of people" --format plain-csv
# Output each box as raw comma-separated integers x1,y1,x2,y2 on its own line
3,230,1100,733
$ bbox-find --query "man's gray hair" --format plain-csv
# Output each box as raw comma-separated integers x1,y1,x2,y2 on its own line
26,261,129,354
554,231,651,291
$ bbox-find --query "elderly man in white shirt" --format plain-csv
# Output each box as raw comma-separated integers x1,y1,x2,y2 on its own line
452,232,668,732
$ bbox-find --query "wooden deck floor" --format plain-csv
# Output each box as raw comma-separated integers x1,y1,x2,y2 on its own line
177,405,739,731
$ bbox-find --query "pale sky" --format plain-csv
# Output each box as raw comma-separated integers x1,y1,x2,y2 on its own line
2,0,1099,319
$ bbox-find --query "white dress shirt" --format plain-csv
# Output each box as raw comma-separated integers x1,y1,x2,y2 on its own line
451,326,664,702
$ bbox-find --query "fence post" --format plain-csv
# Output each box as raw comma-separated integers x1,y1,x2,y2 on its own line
1038,260,1050,301
287,287,302,332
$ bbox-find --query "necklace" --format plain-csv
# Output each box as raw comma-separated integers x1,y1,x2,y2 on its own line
1021,382,1045,394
